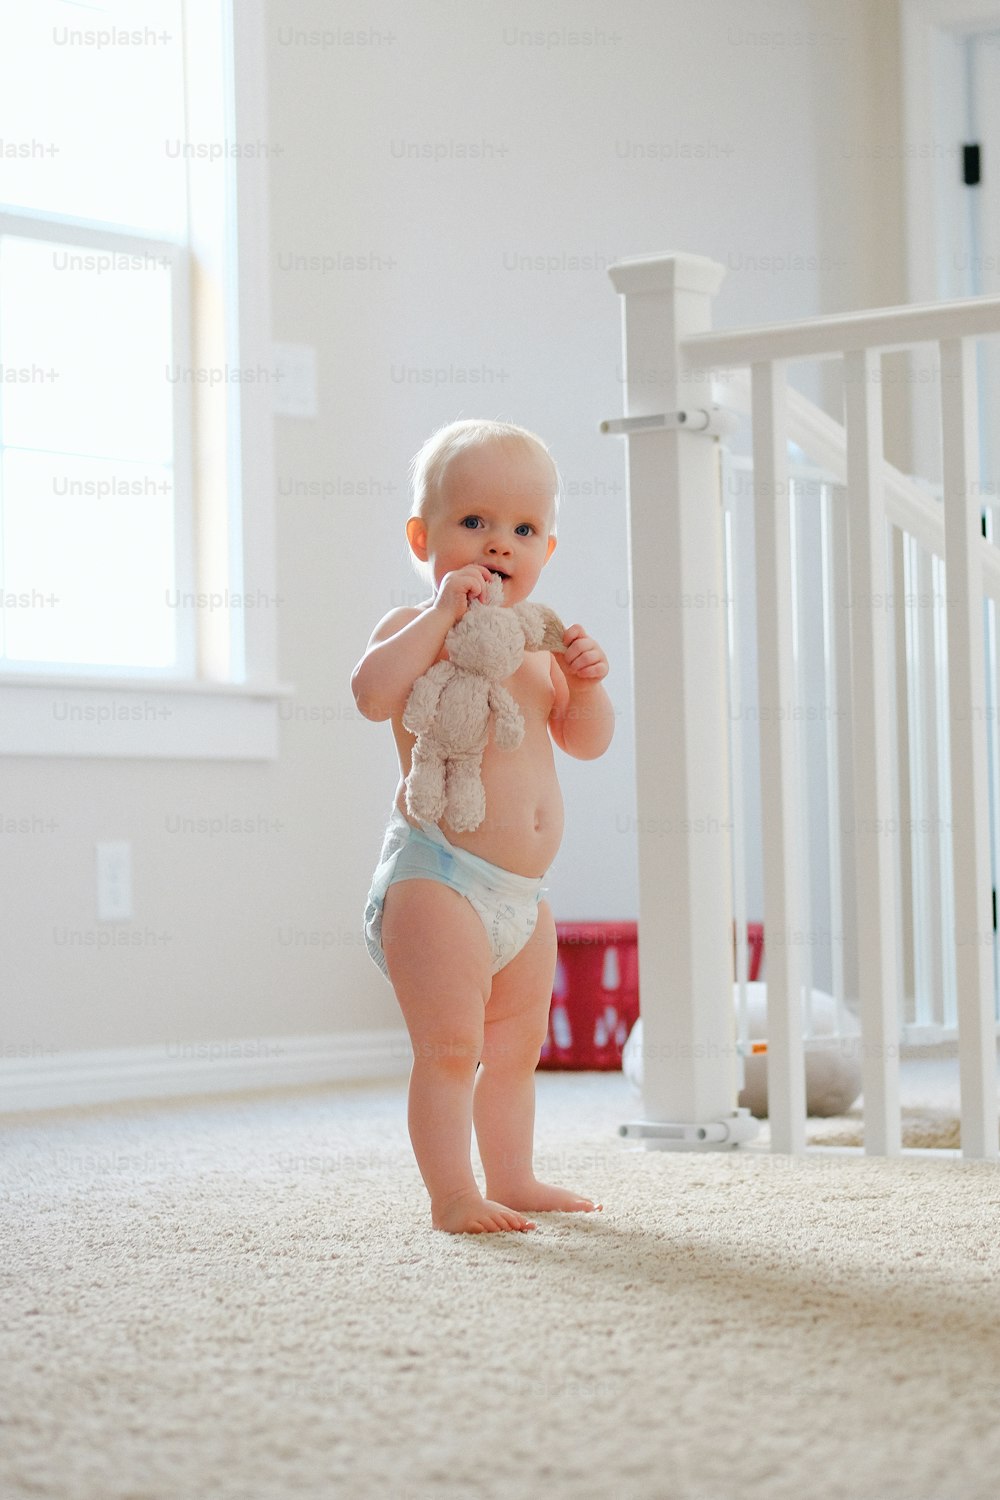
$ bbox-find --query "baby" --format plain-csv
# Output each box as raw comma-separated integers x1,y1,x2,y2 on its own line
352,419,615,1234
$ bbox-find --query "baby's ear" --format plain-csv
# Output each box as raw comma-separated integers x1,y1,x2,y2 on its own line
514,603,566,653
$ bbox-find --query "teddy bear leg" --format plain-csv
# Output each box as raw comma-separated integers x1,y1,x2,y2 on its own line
406,745,446,824
444,752,487,833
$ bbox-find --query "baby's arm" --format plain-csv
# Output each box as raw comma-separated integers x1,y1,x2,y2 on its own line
548,625,615,760
351,564,495,722
352,607,447,722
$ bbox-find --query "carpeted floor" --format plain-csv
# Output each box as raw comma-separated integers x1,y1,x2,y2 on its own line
3,1069,1000,1500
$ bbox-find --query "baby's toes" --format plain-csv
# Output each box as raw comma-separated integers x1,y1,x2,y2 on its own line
492,1202,535,1232
501,1211,535,1232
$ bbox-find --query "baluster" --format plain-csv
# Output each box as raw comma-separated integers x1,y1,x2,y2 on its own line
905,538,930,1030
906,541,927,1028
842,347,902,1155
829,483,860,1033
790,480,816,1032
990,590,1000,1026
934,552,959,1031
820,483,847,1027
939,336,997,1159
723,461,752,1064
750,359,806,1152
891,526,914,1028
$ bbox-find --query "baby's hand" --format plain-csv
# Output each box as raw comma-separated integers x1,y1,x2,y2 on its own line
432,565,494,625
555,624,609,683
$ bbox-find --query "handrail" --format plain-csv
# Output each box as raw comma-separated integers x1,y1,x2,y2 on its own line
682,292,1000,367
715,368,1000,603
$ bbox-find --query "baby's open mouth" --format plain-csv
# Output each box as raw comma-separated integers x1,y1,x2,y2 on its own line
488,568,510,580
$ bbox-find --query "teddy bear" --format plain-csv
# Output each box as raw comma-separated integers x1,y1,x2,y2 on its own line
402,572,566,832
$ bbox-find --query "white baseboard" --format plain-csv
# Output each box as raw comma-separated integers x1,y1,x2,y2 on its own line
0,1029,413,1113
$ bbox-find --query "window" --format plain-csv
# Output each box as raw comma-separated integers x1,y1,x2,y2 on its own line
0,0,285,756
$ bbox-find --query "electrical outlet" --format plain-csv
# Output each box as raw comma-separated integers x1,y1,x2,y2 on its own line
96,841,132,922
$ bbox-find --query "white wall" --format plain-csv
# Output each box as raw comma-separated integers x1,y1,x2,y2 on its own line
1,0,905,1065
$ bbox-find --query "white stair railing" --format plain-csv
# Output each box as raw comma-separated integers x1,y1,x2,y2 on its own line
608,252,1000,1159
716,366,1000,601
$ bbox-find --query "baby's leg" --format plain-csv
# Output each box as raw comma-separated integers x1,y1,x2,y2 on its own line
474,900,603,1215
381,879,537,1234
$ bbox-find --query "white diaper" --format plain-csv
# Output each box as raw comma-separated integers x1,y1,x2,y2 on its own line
364,808,548,979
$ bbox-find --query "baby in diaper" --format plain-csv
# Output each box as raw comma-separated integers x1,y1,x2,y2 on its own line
351,418,615,1234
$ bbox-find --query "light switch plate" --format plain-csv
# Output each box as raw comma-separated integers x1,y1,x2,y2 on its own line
96,841,132,922
273,342,318,418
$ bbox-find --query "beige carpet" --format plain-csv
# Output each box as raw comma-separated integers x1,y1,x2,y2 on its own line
807,1108,964,1150
4,1071,1000,1500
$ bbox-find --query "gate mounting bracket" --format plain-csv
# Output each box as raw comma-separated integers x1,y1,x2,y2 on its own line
600,405,738,438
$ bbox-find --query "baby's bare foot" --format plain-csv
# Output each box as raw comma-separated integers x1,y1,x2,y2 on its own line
486,1179,604,1214
431,1189,537,1235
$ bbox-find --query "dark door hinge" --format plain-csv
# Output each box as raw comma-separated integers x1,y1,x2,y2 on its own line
964,143,981,186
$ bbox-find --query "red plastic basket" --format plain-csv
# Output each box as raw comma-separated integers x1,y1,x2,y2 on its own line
539,922,638,1071
538,920,764,1071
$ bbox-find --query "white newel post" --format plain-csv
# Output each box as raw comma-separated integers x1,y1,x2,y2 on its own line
608,254,753,1148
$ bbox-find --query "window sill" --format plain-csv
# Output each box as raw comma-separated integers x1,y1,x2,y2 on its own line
0,675,295,760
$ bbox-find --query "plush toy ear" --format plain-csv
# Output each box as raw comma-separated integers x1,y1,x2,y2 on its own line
514,603,566,653
483,573,505,607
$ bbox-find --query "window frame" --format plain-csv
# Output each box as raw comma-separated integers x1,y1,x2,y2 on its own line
0,207,198,682
0,0,289,759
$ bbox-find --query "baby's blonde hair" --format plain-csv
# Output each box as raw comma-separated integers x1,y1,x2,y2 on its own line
406,418,561,584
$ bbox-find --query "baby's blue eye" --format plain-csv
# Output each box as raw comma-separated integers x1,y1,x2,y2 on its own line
460,516,482,529
515,524,534,536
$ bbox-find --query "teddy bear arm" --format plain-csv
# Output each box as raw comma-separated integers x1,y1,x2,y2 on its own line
402,661,452,735
489,683,525,749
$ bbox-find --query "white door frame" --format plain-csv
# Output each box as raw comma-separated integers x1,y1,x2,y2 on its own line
901,0,1000,482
